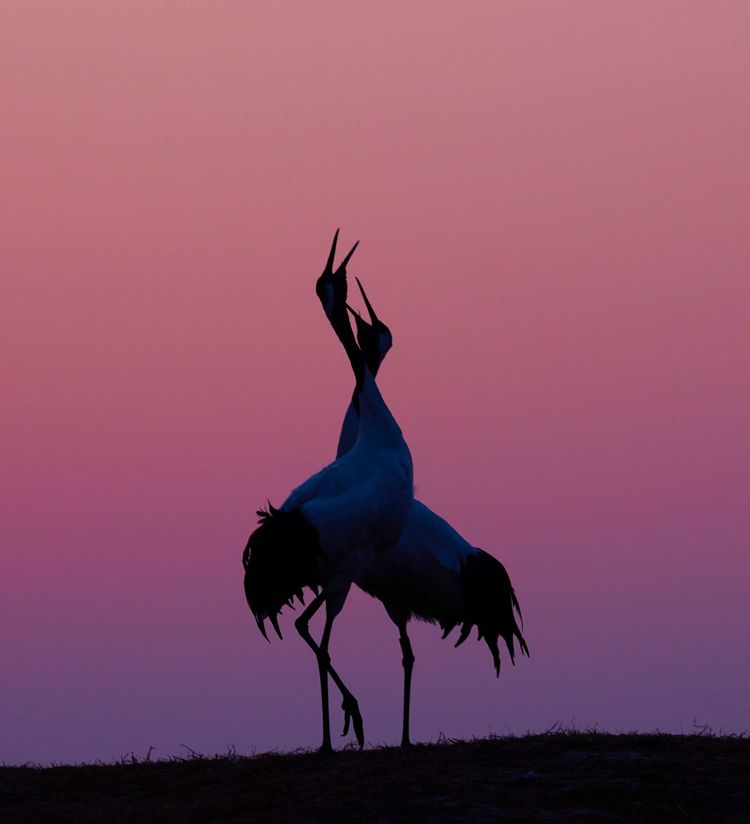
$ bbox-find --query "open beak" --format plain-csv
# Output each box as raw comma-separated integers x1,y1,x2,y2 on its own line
324,229,359,274
339,240,359,270
324,228,340,274
355,277,378,324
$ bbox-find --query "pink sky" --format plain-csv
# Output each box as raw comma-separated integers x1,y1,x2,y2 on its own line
1,3,749,763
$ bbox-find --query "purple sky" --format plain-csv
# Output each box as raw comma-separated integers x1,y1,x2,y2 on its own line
1,3,749,763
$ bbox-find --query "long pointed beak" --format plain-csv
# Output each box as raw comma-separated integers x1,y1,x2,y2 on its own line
345,303,362,320
355,276,378,323
339,239,359,270
325,228,340,273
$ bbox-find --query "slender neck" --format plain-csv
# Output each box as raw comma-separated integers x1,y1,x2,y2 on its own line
367,354,384,379
330,305,365,391
342,346,383,434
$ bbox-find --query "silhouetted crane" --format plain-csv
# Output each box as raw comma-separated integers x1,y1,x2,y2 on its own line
242,232,413,753
337,279,529,748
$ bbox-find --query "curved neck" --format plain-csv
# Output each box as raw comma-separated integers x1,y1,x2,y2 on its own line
336,348,389,459
330,305,365,390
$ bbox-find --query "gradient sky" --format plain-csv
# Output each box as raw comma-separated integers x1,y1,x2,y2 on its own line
2,3,749,764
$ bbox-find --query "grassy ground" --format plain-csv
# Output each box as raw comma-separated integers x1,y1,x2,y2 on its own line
2,732,748,823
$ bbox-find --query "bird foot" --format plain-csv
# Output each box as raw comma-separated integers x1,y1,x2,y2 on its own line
341,694,365,749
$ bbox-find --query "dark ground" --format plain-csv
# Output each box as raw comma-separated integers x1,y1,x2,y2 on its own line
2,732,748,823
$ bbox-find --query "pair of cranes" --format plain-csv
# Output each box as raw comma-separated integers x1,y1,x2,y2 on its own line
242,232,528,752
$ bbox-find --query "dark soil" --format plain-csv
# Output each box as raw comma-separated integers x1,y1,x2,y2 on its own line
2,733,748,823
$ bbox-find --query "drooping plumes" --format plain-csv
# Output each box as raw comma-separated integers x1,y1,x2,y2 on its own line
242,505,322,641
355,499,529,678
454,549,528,676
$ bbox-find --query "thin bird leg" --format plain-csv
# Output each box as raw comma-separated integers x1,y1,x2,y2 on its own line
316,610,336,753
294,595,365,750
398,622,415,748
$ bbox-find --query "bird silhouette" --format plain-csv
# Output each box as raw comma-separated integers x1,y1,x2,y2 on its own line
338,278,529,748
242,232,413,753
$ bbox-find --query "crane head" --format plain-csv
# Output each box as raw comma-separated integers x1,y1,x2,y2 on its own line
315,228,359,324
346,276,393,376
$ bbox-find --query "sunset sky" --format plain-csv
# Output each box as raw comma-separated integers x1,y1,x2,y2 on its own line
2,3,749,763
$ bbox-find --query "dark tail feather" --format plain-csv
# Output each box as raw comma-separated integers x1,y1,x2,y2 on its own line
518,631,530,658
460,549,529,675
500,630,516,664
511,589,523,627
454,622,472,648
486,636,501,677
440,621,457,640
243,506,322,642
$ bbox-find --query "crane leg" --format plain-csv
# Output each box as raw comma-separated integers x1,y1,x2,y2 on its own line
398,622,415,748
317,611,335,754
295,593,364,751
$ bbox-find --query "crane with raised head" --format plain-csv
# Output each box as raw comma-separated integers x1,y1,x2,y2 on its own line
242,232,413,753
338,278,529,748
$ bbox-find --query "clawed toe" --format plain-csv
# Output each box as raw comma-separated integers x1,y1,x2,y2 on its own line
340,695,365,749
